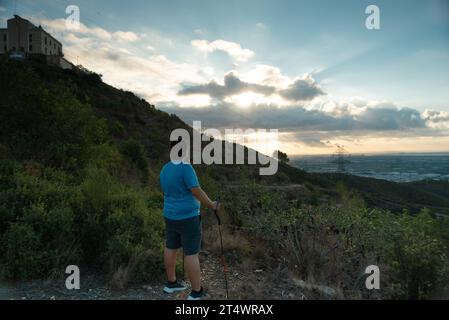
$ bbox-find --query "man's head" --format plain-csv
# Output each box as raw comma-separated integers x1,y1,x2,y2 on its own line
170,136,183,151
169,131,190,162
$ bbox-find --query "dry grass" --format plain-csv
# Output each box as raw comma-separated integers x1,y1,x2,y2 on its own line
109,249,155,290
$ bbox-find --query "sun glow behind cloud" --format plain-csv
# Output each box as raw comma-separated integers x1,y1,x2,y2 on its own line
224,92,282,108
219,130,282,158
13,1,449,156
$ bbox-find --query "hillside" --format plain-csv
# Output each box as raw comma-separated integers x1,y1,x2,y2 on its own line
1,57,448,299
5,57,449,215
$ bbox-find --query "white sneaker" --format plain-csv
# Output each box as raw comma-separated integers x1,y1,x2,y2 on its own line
163,281,187,294
187,287,205,300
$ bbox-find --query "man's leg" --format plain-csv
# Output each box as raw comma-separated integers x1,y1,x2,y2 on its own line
164,247,178,282
184,254,201,292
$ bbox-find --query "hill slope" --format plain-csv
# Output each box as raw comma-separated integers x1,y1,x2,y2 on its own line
6,58,449,215
1,57,448,299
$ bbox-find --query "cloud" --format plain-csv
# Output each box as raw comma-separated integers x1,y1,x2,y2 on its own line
279,76,326,101
0,6,6,12
179,72,324,102
160,100,429,133
241,64,290,87
113,31,140,42
35,17,207,104
35,18,112,40
140,31,175,48
256,22,268,30
160,99,449,152
28,15,449,153
191,39,254,62
145,45,155,52
422,109,449,130
354,106,425,130
194,29,206,36
179,72,276,99
283,132,330,147
422,109,449,123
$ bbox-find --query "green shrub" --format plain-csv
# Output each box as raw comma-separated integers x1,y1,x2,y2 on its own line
119,139,149,175
0,61,108,170
1,223,43,279
0,161,164,284
0,161,82,279
110,121,125,138
79,165,164,282
0,75,106,169
223,183,449,299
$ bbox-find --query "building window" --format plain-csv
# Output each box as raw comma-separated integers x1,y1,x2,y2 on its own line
3,46,6,51
44,37,47,45
3,34,6,42
29,44,32,52
29,34,32,42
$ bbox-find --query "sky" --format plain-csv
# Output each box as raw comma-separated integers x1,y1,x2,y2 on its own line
1,0,449,155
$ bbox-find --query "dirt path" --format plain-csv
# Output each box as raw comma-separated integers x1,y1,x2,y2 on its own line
0,251,317,300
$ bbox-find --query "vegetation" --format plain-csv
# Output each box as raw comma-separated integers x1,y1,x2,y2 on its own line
276,150,290,164
0,57,448,298
224,183,449,299
0,58,164,286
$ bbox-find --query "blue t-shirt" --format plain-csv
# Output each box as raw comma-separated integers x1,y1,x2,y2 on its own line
159,161,200,220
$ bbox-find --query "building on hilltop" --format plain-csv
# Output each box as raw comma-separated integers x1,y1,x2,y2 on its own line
0,15,73,69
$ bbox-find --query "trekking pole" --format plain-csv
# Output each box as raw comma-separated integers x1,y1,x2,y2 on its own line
214,197,229,299
182,252,185,280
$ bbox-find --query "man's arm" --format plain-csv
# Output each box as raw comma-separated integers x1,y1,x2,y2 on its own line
191,187,218,210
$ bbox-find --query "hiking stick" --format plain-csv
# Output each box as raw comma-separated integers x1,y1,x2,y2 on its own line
182,251,185,280
214,197,229,299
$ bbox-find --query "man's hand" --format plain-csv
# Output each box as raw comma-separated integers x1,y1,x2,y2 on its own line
211,201,220,211
191,187,218,210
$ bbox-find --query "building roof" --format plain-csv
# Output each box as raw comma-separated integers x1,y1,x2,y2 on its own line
36,26,63,46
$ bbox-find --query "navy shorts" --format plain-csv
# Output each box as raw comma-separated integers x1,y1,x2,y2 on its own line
164,215,202,256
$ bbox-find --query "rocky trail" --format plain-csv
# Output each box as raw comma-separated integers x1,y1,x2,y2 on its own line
0,250,324,300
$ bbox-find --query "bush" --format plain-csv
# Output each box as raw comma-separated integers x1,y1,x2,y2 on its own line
1,223,43,279
0,161,81,279
79,165,164,284
0,60,108,170
110,121,125,138
0,61,163,285
119,139,149,175
223,183,449,299
0,161,164,285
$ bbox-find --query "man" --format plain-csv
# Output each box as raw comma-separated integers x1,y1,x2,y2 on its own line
159,139,218,300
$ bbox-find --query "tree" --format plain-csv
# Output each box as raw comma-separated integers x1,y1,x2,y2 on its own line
275,150,290,164
0,59,107,169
